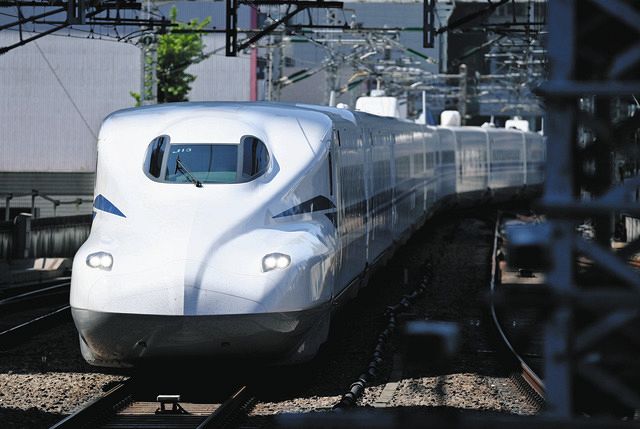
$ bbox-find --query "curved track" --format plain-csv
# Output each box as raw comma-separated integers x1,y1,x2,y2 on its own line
0,279,71,348
489,213,545,404
0,276,71,300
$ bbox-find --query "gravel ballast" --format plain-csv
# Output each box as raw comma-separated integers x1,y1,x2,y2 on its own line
1,208,538,428
0,319,126,429
248,209,539,422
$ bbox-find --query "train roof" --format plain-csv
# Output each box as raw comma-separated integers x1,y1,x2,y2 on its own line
438,125,543,137
104,101,350,126
101,101,420,135
99,102,432,157
100,102,344,155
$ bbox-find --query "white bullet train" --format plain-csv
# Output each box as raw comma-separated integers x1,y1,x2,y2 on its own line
71,102,545,367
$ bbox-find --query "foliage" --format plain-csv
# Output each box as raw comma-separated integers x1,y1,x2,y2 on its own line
130,91,143,106
131,7,211,105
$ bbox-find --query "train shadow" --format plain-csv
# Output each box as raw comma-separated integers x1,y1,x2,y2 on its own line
0,406,63,429
0,319,106,376
248,202,532,403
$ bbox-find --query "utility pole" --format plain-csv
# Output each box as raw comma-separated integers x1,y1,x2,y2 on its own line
436,1,454,73
274,35,286,101
266,34,274,101
325,58,338,106
140,0,158,105
458,63,467,125
325,8,339,106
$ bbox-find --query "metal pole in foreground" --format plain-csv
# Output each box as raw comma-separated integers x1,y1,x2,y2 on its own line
539,0,640,418
541,0,576,417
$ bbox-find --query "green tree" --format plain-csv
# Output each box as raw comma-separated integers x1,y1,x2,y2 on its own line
132,7,211,105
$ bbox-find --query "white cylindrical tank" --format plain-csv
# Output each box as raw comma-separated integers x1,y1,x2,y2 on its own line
355,96,400,118
505,117,530,132
440,110,461,126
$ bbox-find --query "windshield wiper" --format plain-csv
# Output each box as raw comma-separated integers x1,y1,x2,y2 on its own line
175,157,203,188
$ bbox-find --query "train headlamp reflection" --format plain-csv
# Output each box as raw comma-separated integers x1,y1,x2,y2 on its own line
262,253,290,272
86,252,113,271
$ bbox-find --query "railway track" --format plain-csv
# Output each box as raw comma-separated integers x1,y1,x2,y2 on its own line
0,278,71,349
51,379,256,429
489,213,545,407
0,276,71,300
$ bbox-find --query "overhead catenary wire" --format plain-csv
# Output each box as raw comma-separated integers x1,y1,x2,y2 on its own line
0,1,215,53
34,41,98,139
5,26,133,43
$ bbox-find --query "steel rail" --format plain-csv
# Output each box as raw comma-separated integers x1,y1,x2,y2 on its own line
0,282,70,306
0,279,72,348
0,305,71,348
489,213,545,403
51,383,255,429
50,379,135,429
197,385,255,429
0,276,71,299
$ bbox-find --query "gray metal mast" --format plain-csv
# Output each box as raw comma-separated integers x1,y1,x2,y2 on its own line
140,0,158,105
539,0,640,418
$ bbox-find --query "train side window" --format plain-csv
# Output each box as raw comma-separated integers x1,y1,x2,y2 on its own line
441,150,455,164
145,135,169,178
425,152,435,169
333,130,341,147
241,137,269,179
396,156,411,181
413,153,424,174
328,152,334,196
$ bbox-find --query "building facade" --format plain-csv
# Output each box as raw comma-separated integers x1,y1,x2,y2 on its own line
1,30,250,219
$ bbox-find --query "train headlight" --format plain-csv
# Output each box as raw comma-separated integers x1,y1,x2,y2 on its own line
262,253,290,272
86,252,113,271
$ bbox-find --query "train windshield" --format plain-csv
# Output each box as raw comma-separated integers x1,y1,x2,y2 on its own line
165,144,238,183
145,136,270,184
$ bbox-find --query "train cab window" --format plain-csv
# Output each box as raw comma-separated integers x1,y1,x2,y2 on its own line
165,144,238,183
143,135,270,184
241,137,270,179
145,135,168,178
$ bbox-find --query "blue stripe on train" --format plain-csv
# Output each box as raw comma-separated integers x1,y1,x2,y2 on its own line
93,194,126,218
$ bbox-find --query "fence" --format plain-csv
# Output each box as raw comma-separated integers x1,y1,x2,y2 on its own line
0,214,92,260
1,190,93,221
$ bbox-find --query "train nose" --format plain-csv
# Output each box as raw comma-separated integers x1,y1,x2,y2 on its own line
182,260,269,315
72,304,328,367
71,257,269,316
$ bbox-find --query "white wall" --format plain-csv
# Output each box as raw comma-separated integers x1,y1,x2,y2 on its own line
0,31,141,172
187,34,251,102
0,31,251,174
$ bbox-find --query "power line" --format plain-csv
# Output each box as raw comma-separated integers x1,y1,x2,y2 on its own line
34,41,98,139
5,26,131,43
